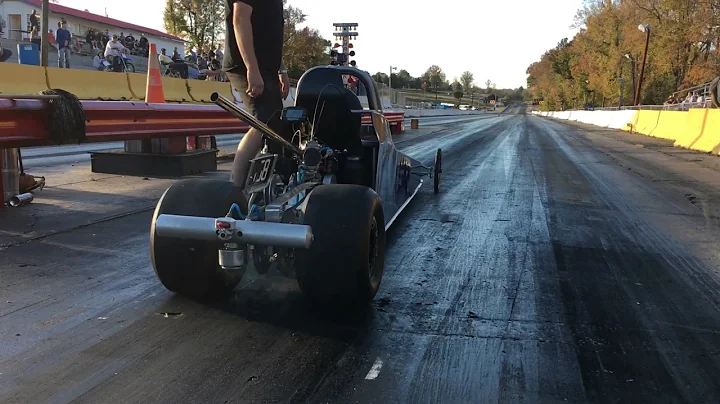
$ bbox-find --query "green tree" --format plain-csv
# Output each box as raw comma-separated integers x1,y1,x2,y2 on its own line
373,72,389,85
422,65,446,91
163,0,224,52
395,69,412,88
460,71,474,93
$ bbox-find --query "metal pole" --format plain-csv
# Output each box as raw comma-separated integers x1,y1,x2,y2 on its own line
389,66,392,90
635,30,650,106
40,0,49,67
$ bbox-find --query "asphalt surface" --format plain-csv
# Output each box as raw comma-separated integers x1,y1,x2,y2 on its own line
4,108,720,403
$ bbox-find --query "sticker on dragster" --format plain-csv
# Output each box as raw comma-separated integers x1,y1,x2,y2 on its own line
244,154,278,194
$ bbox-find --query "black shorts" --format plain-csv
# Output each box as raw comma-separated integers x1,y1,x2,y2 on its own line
226,69,291,155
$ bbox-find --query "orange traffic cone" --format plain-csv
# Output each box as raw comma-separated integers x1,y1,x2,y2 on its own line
145,43,165,103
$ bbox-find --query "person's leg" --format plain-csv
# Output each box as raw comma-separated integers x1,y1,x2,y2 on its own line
57,47,63,68
226,70,285,189
63,47,70,68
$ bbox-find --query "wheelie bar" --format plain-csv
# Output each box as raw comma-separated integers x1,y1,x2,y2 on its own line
155,214,314,249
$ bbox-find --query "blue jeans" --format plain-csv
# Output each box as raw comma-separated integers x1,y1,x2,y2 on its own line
58,47,71,68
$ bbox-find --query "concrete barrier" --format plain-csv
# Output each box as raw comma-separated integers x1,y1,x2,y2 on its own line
535,108,720,155
675,109,710,151
533,109,635,130
46,67,133,100
0,63,49,95
188,80,234,103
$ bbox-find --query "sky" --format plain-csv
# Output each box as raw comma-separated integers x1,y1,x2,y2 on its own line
57,0,583,89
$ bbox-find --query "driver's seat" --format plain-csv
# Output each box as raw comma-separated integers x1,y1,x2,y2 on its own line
295,68,364,156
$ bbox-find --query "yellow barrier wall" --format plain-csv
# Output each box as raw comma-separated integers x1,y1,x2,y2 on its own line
46,67,133,100
0,63,49,95
126,72,148,101
127,72,193,102
618,109,720,155
675,109,711,151
650,111,688,141
188,80,234,103
701,110,720,154
160,76,194,103
0,63,235,104
630,110,660,137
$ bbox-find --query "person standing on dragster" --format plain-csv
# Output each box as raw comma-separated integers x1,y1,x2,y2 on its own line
223,0,291,190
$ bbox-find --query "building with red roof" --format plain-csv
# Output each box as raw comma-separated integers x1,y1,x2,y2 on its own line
0,0,187,54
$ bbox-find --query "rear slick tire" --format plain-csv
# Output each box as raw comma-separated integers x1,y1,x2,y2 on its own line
295,184,386,307
150,179,248,301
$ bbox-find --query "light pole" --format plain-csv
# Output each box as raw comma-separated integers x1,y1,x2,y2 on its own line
635,24,650,106
389,65,397,103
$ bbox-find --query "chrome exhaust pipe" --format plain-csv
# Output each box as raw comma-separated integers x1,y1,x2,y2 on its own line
9,192,33,207
154,214,313,249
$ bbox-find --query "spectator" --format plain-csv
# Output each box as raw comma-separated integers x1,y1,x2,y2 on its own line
55,21,72,68
93,51,104,70
86,29,95,49
158,48,173,65
48,29,55,47
214,43,223,63
138,33,148,50
172,47,181,61
95,30,103,48
198,53,208,70
29,10,38,31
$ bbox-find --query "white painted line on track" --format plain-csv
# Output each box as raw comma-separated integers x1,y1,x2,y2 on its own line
364,357,383,380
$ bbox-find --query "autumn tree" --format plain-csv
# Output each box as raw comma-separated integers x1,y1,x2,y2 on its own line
527,0,720,109
282,1,330,79
163,0,224,52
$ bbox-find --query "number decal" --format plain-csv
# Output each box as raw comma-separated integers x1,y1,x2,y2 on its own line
245,154,279,194
258,158,272,182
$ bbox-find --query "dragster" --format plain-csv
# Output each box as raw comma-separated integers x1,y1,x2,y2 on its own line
150,66,442,306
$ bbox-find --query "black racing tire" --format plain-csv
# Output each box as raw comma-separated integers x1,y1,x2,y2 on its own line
150,179,248,300
434,148,442,194
295,184,386,307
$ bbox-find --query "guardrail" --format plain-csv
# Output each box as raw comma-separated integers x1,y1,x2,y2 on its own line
0,98,249,148
0,98,406,149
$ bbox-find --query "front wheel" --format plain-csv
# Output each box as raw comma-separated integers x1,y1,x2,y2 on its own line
125,62,135,73
295,184,386,307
